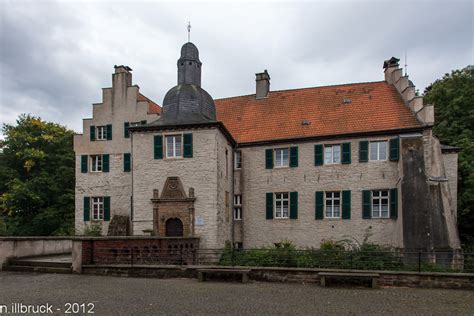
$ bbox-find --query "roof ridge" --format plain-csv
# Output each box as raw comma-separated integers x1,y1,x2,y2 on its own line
214,80,387,102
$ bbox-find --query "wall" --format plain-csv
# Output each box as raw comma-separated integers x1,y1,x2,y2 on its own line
0,237,72,269
80,265,474,290
240,135,403,249
442,152,458,216
74,68,159,235
132,127,233,249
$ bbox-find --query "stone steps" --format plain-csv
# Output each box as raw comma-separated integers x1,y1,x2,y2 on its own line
5,265,72,274
5,256,72,274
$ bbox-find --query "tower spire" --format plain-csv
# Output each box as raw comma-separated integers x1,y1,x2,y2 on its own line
187,22,191,42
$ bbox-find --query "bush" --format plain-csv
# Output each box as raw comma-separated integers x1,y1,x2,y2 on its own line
82,225,102,236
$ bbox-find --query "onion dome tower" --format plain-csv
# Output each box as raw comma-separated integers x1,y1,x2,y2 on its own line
153,42,217,125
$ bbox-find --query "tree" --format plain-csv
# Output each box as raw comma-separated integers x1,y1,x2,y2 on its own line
424,66,474,243
0,114,75,235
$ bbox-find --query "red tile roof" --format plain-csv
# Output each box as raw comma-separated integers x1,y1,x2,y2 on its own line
215,81,422,144
138,93,161,114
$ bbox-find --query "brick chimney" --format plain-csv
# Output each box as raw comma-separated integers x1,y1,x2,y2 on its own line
255,70,270,99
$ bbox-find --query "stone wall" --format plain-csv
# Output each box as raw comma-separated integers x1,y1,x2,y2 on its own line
442,152,458,216
80,265,474,290
74,67,159,235
132,127,233,249
240,135,403,249
0,237,72,269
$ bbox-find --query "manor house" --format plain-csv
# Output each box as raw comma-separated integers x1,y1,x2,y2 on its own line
74,42,461,251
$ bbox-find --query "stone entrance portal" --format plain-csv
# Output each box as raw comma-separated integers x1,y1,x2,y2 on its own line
166,218,184,237
151,177,195,237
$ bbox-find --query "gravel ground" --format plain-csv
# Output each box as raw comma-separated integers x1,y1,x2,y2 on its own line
0,271,473,315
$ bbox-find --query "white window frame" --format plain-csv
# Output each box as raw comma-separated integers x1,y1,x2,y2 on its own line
372,190,390,218
90,155,103,172
96,126,106,141
274,192,289,219
369,141,388,161
92,197,104,220
234,151,242,169
274,148,290,168
325,191,341,218
233,194,242,220
165,134,183,159
324,144,341,164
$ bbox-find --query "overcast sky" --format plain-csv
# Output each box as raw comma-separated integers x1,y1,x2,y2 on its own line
0,0,472,137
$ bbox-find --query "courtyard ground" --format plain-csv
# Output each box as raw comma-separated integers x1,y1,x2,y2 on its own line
0,271,473,315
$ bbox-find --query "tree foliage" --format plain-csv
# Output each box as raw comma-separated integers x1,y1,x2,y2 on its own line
0,114,75,235
424,66,474,242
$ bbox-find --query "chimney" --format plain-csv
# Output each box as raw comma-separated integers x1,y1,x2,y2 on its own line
255,70,270,99
114,65,133,87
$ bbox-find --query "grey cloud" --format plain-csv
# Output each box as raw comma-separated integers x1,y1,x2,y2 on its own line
0,1,472,137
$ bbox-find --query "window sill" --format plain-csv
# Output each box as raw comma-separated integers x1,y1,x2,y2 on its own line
274,166,290,169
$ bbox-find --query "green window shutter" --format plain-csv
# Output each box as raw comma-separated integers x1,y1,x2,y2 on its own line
104,197,111,221
314,144,323,166
81,155,88,173
290,192,298,219
342,142,351,164
124,122,130,138
140,120,147,125
90,125,95,141
389,137,400,161
289,146,298,167
83,197,90,221
362,190,372,219
183,133,193,158
315,191,324,220
102,154,110,172
265,149,273,169
154,135,163,159
266,193,274,220
342,190,351,219
124,153,131,172
359,141,369,162
106,124,112,140
390,188,398,219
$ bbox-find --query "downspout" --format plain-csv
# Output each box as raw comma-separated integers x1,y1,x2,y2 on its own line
231,144,235,248
130,131,134,235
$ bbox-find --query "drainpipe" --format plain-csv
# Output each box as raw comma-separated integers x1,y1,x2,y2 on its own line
130,131,134,235
231,144,235,248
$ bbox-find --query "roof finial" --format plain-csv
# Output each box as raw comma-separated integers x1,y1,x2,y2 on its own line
404,51,408,76
187,22,191,42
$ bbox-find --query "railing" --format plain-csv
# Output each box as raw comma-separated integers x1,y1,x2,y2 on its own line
82,245,474,273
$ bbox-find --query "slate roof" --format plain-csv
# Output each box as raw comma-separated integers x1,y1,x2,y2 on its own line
214,81,423,144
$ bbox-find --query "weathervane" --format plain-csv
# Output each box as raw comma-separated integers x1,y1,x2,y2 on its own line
187,22,191,42
404,51,408,76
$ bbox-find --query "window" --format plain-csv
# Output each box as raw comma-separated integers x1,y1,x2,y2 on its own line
275,192,289,218
235,151,242,169
166,135,182,158
372,190,389,218
92,197,104,220
234,242,243,249
370,141,388,161
234,194,242,220
324,145,341,164
325,192,341,218
96,126,106,140
274,148,289,167
91,155,103,172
